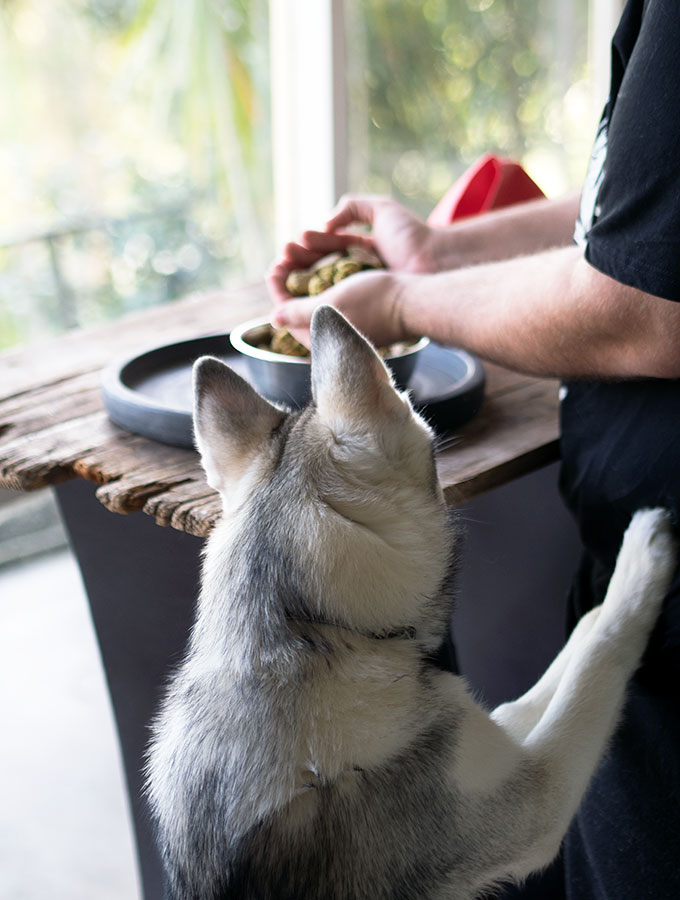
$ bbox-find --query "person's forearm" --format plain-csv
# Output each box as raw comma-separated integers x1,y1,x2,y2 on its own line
397,245,680,380
429,193,581,271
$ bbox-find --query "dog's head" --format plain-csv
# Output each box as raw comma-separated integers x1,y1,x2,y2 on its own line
192,306,452,641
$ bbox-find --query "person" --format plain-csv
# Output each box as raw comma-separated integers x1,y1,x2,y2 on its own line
266,1,680,897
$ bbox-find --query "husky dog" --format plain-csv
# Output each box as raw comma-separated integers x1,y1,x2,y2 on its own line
146,306,675,900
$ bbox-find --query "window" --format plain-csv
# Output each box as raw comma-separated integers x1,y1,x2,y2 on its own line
273,0,623,234
0,0,271,348
345,0,591,216
0,0,622,349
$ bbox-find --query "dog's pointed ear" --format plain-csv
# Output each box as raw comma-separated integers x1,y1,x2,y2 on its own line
310,306,407,432
193,356,284,494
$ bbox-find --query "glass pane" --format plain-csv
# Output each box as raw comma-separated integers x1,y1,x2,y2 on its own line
0,0,272,350
344,0,591,219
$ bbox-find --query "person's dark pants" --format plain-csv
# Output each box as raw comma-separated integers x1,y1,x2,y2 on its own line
498,553,680,900
563,671,680,897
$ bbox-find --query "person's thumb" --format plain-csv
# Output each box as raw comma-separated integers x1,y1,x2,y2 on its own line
271,296,321,330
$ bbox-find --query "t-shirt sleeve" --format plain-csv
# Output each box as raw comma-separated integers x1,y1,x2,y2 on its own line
583,0,680,303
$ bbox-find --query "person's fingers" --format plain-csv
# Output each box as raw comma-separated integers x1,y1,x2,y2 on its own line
266,261,293,304
280,240,323,269
267,226,382,305
271,295,320,329
299,228,376,256
269,231,360,285
266,239,328,303
287,326,312,348
325,195,385,232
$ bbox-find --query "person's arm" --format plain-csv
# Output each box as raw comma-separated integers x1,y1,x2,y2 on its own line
426,192,581,270
273,245,680,381
268,193,580,304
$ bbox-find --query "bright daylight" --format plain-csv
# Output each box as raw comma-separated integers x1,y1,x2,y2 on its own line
4,2,679,900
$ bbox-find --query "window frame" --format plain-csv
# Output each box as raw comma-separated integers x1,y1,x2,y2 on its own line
269,0,625,243
269,0,348,248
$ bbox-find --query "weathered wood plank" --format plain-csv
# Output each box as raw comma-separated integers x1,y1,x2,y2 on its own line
159,492,222,537
1,377,103,441
437,375,560,504
0,285,561,537
0,412,122,491
142,481,217,529
0,284,269,397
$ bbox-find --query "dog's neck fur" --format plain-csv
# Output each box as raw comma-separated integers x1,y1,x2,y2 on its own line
284,609,418,642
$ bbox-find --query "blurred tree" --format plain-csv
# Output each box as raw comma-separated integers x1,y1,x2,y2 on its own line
0,0,592,350
0,0,272,349
120,0,272,274
346,0,590,216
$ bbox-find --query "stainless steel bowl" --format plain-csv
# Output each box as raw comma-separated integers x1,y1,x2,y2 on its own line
229,316,429,408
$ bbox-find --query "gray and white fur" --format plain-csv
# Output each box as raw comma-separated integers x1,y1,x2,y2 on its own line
146,305,676,900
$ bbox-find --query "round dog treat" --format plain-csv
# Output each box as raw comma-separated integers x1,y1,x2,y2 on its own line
285,270,313,297
315,263,337,284
270,328,310,358
332,259,363,283
307,272,333,296
285,251,381,302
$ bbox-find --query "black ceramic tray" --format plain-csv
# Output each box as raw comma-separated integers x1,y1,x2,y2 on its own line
101,333,485,448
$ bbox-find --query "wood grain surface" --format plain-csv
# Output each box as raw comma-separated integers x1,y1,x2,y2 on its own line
0,284,560,536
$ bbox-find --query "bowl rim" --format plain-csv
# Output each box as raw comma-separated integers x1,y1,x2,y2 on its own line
229,315,430,364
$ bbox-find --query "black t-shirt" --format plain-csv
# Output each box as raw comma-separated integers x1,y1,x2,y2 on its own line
558,3,680,897
574,0,680,300
561,0,680,657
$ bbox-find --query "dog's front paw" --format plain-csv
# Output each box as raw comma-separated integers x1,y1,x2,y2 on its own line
603,508,677,631
625,507,676,565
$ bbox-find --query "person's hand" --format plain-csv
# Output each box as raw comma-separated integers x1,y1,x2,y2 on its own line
271,267,419,349
267,195,437,307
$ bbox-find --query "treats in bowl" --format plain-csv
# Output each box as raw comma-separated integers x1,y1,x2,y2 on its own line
229,319,429,408
230,251,427,407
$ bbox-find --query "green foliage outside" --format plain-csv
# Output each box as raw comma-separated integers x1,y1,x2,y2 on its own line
348,0,592,217
0,0,270,350
0,0,591,351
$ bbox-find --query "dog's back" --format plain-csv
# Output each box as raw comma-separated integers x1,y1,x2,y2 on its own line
146,307,676,900
147,307,467,898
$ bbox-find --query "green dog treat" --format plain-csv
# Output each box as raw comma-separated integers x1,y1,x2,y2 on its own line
307,272,333,296
332,259,363,283
285,270,313,297
270,328,310,358
286,252,381,299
